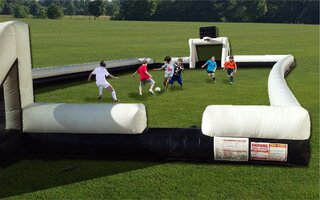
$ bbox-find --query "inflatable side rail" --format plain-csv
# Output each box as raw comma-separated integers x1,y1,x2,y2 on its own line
23,103,147,134
268,55,299,106
32,58,154,79
202,55,310,140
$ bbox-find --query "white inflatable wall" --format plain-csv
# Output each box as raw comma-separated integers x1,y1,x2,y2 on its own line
202,55,310,140
23,103,147,134
202,105,310,140
0,21,34,130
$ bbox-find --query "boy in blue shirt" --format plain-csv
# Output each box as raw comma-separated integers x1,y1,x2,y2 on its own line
201,56,217,82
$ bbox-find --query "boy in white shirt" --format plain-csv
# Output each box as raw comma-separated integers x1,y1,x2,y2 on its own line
153,56,174,91
88,61,119,101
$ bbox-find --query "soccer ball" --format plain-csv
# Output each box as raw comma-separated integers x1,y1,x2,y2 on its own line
155,87,161,92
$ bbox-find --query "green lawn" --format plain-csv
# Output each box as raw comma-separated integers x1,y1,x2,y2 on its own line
0,18,319,199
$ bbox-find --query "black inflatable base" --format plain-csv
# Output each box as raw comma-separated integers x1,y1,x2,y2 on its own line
22,128,310,166
0,129,22,166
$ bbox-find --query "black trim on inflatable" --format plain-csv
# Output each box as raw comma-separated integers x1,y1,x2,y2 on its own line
23,128,214,162
22,128,310,165
236,62,276,68
0,129,22,166
0,86,4,133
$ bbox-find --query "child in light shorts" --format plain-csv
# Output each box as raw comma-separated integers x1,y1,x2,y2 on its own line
153,56,174,91
88,61,119,101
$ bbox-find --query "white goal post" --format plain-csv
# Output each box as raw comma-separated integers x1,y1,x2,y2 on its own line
189,37,230,68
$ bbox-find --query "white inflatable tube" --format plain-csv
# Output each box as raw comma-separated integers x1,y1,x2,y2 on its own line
268,55,299,106
233,55,289,63
202,105,310,140
32,58,154,79
0,22,17,84
23,103,147,134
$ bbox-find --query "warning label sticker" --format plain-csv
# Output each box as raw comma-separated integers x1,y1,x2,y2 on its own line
251,142,288,162
214,137,249,161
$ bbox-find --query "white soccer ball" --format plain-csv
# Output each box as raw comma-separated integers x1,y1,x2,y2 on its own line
155,87,161,92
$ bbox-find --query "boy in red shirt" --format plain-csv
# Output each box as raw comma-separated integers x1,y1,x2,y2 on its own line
132,59,156,95
224,55,237,84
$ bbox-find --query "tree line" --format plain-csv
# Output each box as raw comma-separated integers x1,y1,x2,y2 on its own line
0,0,318,24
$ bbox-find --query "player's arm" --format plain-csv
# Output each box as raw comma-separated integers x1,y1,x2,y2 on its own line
234,63,237,73
153,66,164,71
108,74,119,79
132,71,138,77
201,61,208,68
88,72,93,81
145,71,153,78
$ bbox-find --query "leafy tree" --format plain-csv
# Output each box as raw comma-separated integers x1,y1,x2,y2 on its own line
37,7,46,19
105,0,120,18
29,0,41,16
2,2,14,15
297,0,319,24
0,0,4,13
47,4,63,19
88,0,105,19
74,0,90,15
118,0,156,20
64,1,75,19
13,4,28,18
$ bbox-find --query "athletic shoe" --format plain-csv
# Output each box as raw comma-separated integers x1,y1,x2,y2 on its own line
230,82,233,85
112,98,120,102
149,89,154,95
98,95,102,99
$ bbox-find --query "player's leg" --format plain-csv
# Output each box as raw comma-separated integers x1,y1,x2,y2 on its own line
148,79,155,95
165,77,171,90
105,83,118,101
227,69,233,84
212,72,216,82
162,78,166,88
98,87,103,99
169,76,175,85
139,81,143,95
177,75,183,88
207,70,211,78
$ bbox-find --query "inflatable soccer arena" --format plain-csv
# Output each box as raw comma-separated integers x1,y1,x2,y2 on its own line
0,22,311,165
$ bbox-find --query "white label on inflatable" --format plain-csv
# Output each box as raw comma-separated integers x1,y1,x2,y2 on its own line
214,137,249,161
251,142,287,162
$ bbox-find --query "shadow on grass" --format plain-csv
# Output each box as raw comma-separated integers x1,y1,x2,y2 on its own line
34,80,89,95
84,97,117,103
0,159,161,198
128,92,156,100
168,85,184,91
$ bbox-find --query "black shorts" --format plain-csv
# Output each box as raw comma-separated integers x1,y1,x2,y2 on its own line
207,70,215,74
227,68,234,76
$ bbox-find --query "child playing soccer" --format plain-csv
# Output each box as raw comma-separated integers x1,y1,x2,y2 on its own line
153,56,174,91
223,55,237,84
169,57,184,88
201,56,217,82
132,59,155,95
88,61,119,101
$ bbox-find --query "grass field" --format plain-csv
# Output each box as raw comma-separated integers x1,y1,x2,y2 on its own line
0,18,319,199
